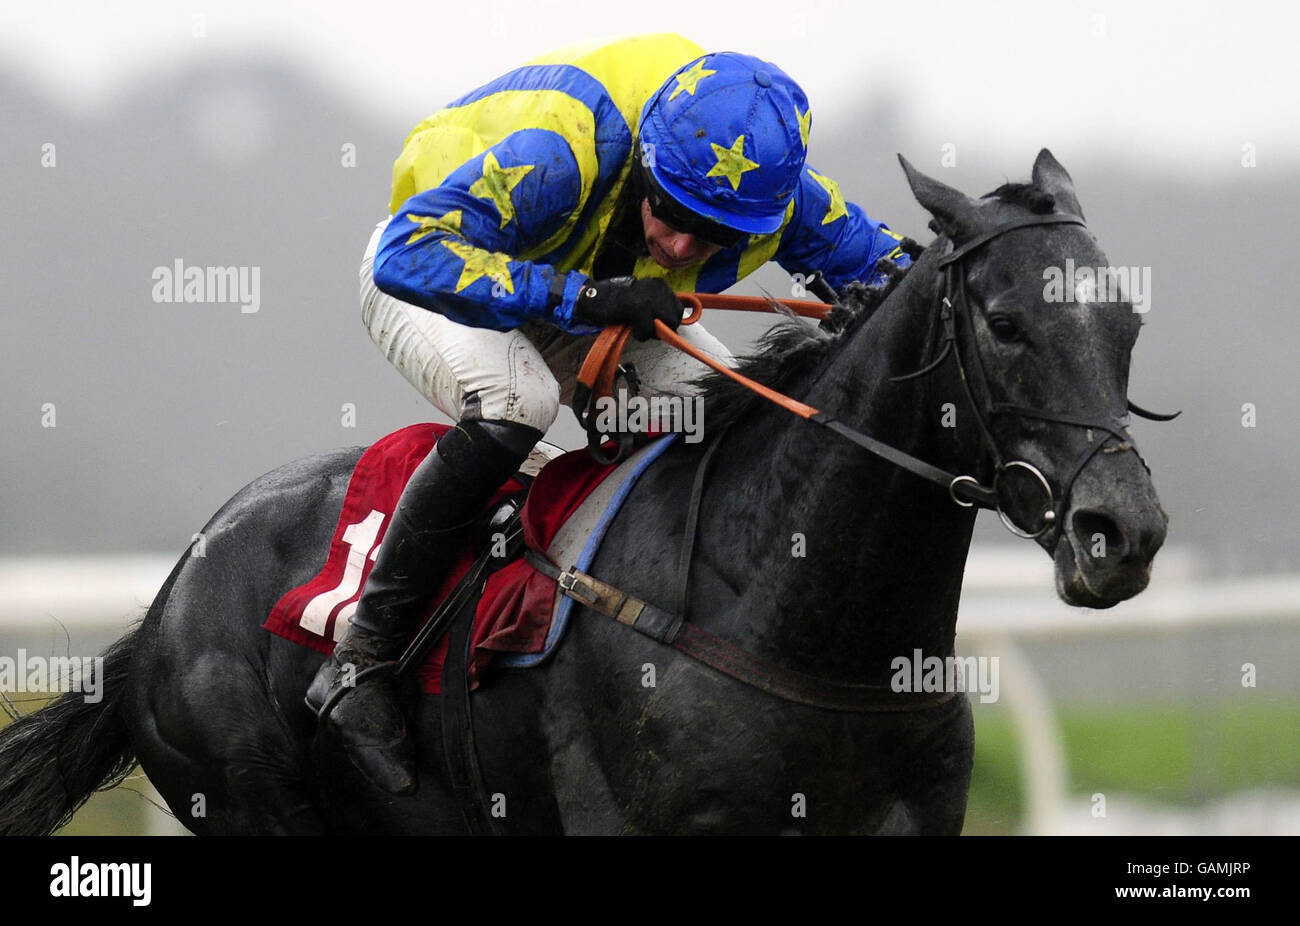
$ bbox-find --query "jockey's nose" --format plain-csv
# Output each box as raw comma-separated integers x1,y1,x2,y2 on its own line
668,233,708,261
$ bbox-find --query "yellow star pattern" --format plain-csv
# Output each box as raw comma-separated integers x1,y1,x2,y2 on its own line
404,209,463,245
440,239,515,295
468,152,535,229
706,135,759,191
668,59,716,100
807,168,847,225
795,105,812,149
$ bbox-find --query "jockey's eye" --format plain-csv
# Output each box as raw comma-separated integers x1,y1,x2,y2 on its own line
656,213,744,250
987,315,1021,342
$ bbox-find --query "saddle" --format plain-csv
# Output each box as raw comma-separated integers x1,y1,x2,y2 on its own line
263,420,669,832
263,422,641,693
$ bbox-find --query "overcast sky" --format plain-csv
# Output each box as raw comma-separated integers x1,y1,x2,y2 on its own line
3,0,1296,173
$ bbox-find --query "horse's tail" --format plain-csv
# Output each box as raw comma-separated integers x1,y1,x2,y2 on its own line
0,627,139,835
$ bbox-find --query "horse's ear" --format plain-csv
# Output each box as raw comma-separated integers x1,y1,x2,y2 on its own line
898,154,981,238
1031,149,1085,220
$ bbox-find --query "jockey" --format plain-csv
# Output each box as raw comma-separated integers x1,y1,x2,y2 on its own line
306,32,912,794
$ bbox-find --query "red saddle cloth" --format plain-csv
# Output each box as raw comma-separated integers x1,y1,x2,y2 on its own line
263,423,618,693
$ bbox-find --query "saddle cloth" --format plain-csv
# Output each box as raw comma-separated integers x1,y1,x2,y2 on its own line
263,422,675,693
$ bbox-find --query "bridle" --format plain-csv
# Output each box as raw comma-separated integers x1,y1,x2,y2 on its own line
884,212,1176,539
575,213,1179,541
547,211,1179,714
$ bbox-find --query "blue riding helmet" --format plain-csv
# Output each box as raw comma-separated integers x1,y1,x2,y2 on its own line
639,52,811,237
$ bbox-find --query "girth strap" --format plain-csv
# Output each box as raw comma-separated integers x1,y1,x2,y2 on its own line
525,548,682,643
525,548,957,713
670,625,956,713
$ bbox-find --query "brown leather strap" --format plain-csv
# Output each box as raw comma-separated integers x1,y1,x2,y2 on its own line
573,325,635,463
575,293,1004,509
577,325,631,406
680,292,832,320
527,548,956,713
575,294,830,409
670,624,956,713
573,293,832,461
654,321,821,420
525,549,682,643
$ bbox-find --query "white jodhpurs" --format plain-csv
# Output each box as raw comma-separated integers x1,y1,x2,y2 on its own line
359,219,735,432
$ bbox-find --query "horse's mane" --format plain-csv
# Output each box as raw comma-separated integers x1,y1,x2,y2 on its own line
696,182,1056,432
987,182,1057,213
694,272,905,433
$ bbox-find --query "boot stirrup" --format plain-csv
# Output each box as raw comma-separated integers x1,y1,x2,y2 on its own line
311,660,399,721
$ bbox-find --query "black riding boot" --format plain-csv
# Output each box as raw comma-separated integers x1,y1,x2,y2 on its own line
305,418,542,794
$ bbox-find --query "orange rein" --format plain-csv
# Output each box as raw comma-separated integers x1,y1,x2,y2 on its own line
574,292,834,428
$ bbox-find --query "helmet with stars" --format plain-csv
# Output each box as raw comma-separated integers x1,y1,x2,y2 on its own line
638,52,811,238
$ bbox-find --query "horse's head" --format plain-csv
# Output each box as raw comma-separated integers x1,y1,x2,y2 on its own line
899,149,1168,608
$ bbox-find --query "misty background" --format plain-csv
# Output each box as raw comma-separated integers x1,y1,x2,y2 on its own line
2,3,1296,576
1,0,1297,836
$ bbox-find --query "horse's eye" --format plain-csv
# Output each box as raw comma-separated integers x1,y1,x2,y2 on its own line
988,315,1021,342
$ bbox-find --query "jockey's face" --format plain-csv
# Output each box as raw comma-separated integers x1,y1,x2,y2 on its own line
640,198,723,270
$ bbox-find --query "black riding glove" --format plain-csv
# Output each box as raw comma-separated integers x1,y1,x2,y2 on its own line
572,276,682,341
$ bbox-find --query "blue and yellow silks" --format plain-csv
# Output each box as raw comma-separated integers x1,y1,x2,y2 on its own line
373,33,908,334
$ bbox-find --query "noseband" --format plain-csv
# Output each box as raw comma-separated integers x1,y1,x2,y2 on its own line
888,213,1176,539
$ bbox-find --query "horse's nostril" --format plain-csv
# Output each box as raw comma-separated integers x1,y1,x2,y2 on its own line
1071,509,1128,562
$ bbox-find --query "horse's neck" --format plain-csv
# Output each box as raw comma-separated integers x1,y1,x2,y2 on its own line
695,264,977,685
